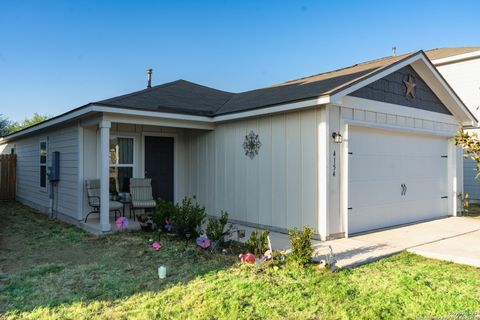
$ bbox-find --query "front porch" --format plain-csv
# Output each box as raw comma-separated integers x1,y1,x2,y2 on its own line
78,112,214,232
80,211,142,234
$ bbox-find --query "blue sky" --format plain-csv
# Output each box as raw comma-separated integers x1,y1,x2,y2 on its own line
1,0,479,121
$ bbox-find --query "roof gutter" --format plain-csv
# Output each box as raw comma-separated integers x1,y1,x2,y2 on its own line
0,97,331,143
213,96,330,122
0,104,96,143
0,103,213,144
0,104,216,143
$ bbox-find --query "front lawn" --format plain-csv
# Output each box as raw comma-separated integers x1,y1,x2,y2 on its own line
1,202,479,319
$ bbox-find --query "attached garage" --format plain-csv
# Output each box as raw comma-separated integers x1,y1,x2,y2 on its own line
1,49,476,239
347,126,449,234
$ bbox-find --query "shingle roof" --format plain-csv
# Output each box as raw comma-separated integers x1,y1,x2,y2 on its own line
215,52,412,115
96,80,234,116
94,47,480,117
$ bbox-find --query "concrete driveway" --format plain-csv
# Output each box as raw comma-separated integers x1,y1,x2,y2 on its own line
235,216,480,268
314,217,480,268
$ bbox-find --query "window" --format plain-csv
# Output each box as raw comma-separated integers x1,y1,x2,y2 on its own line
39,140,47,189
109,137,134,193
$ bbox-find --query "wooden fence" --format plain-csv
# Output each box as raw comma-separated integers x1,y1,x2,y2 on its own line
0,154,16,201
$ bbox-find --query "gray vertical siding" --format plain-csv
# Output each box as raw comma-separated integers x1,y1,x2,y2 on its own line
1,124,79,219
185,108,320,233
464,157,480,200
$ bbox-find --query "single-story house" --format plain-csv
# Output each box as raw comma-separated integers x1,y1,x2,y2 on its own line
1,49,477,240
429,47,480,200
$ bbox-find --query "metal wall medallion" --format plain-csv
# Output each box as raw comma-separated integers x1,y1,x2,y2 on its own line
243,130,262,159
403,74,416,98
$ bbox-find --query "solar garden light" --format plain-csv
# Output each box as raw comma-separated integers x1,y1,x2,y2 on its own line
185,232,191,248
158,265,166,279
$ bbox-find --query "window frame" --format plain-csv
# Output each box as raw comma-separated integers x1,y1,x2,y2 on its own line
109,134,136,193
39,138,48,191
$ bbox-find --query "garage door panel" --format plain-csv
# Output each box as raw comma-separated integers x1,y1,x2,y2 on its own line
349,180,404,207
349,155,403,182
348,126,449,234
403,178,447,201
401,198,448,222
349,202,409,233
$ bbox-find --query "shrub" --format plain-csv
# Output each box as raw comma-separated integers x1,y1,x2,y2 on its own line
245,229,270,255
175,197,206,240
288,226,314,266
152,198,177,231
206,211,232,242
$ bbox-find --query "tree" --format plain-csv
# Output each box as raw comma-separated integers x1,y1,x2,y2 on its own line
0,114,11,137
7,113,50,134
455,130,480,179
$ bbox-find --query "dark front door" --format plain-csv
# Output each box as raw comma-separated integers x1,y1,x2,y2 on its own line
144,136,174,202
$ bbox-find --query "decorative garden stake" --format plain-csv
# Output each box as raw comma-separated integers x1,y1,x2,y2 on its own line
262,235,273,261
164,218,174,233
325,245,337,272
115,217,129,230
243,130,262,159
196,235,211,249
185,232,191,248
152,241,161,250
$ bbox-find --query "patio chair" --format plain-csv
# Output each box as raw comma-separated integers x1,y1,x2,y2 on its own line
129,178,156,220
84,179,123,223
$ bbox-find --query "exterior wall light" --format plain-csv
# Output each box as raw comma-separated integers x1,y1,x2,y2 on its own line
332,132,343,143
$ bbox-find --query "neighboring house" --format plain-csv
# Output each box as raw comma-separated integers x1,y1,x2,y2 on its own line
428,48,480,200
0,49,476,240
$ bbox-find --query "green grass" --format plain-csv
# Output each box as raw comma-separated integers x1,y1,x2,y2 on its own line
1,202,480,319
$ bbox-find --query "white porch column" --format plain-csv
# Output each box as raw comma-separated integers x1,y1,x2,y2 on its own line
317,106,329,240
99,120,111,232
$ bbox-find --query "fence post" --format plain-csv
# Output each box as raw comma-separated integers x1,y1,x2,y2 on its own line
0,154,16,201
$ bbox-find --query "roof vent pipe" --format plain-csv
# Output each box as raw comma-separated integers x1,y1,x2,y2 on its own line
147,68,152,88
392,46,397,57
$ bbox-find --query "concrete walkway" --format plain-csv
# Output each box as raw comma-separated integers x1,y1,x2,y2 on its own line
234,217,480,268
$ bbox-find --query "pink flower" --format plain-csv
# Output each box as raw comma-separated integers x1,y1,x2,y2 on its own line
152,242,161,250
196,236,211,249
239,253,256,264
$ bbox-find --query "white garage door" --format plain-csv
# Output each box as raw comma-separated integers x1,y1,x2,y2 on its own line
348,126,449,234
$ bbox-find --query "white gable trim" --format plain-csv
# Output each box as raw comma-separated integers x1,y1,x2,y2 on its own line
411,56,476,127
329,54,423,103
329,52,477,127
432,50,480,66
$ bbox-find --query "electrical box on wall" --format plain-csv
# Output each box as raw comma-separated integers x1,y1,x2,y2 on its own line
49,151,60,182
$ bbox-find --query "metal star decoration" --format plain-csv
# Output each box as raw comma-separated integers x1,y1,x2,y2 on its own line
403,75,416,98
243,130,262,159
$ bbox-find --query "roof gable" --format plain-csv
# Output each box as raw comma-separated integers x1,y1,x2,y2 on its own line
349,65,451,115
